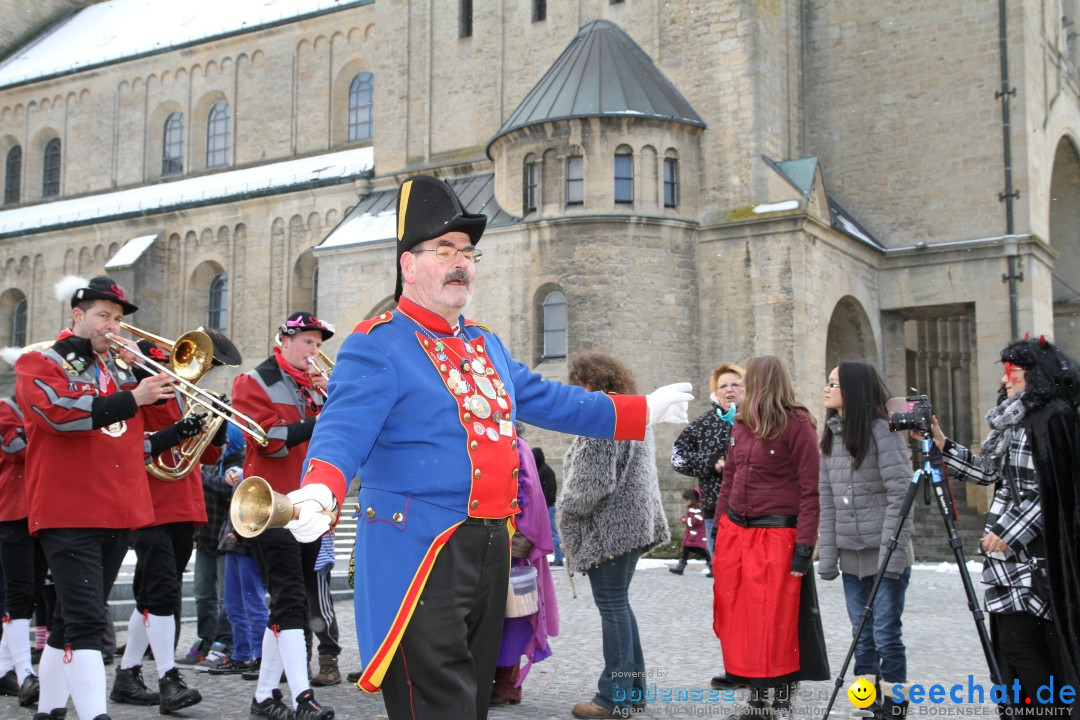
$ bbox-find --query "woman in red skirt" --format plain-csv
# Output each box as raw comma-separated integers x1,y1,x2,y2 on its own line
713,355,823,720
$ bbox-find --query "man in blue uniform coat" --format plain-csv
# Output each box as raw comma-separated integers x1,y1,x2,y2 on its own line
284,175,693,720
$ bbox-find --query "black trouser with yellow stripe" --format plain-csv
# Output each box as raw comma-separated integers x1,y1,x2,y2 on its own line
380,517,510,720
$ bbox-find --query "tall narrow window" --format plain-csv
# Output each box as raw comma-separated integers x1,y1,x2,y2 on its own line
460,0,473,37
542,291,567,359
3,145,21,205
12,298,27,348
162,112,184,176
523,158,538,214
207,273,227,333
206,101,230,168
348,72,374,142
663,157,679,208
614,150,633,204
42,139,61,198
566,155,584,206
312,267,320,316
532,0,546,22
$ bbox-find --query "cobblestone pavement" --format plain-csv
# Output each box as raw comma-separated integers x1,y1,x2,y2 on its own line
1,559,1021,719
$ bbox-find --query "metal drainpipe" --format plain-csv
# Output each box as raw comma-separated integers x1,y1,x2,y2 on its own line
998,0,1021,340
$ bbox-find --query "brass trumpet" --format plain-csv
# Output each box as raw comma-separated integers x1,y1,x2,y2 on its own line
307,350,334,398
230,476,338,538
108,326,269,449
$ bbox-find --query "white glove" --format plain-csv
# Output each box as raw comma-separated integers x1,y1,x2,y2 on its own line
646,382,694,425
286,483,336,543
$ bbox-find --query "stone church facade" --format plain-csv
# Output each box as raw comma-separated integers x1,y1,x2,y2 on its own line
2,1,1079,546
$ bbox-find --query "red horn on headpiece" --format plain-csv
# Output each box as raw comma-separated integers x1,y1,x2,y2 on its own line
1038,334,1048,348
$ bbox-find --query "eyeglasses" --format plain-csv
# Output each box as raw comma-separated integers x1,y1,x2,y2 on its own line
412,244,483,263
826,383,841,389
716,383,742,390
1004,361,1024,376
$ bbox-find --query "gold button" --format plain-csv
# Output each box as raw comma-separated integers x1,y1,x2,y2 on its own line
380,313,388,319
423,339,429,347
365,507,375,518
470,440,478,450
470,499,479,509
476,345,485,354
510,499,519,509
511,440,517,449
393,512,403,523
474,469,482,478
511,468,519,479
440,364,447,373
486,368,495,376
464,412,471,421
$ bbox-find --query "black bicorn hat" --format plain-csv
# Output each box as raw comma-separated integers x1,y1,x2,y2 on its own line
71,276,138,315
279,311,335,341
395,175,487,300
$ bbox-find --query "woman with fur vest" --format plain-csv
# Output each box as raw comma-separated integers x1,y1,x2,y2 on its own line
818,361,913,719
558,352,670,720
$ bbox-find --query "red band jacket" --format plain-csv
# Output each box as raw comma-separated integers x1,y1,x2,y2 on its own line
15,334,154,533
0,396,28,522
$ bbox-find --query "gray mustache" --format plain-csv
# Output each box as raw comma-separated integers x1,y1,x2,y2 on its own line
443,269,472,286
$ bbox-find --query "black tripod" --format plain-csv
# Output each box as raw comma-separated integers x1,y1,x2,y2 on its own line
823,435,1013,717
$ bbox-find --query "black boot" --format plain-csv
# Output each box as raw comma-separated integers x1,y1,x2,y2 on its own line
728,686,770,719
295,688,335,720
110,664,160,705
18,673,40,706
771,682,797,720
879,698,909,718
0,668,18,695
159,666,202,714
251,689,295,720
31,709,66,719
669,560,687,575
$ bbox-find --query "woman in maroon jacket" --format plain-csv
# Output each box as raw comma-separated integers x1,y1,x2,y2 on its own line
712,356,822,720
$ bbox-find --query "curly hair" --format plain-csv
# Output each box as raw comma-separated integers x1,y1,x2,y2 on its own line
568,352,638,395
709,362,745,395
1001,336,1080,410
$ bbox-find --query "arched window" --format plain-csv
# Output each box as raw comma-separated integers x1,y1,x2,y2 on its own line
12,298,27,348
162,112,184,175
542,291,567,359
312,267,320,316
523,155,538,214
4,145,21,205
664,156,679,208
348,73,374,142
42,138,61,197
207,273,227,333
206,101,230,168
614,146,634,204
566,154,584,206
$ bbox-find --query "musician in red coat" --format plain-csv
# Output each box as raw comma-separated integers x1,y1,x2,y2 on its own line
0,393,45,707
14,276,192,720
231,311,334,720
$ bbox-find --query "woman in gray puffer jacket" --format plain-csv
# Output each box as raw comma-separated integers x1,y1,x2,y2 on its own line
558,353,670,719
818,361,913,719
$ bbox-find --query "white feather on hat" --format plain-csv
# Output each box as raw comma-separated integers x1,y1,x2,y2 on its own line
54,275,89,304
0,347,22,367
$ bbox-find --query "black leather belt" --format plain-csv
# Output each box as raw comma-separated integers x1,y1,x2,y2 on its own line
728,512,797,529
463,516,508,527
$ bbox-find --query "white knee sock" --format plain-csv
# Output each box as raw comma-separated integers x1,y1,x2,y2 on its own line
63,648,107,720
255,627,285,703
0,623,14,674
120,610,150,670
276,628,310,707
146,613,176,677
37,645,69,715
7,618,34,682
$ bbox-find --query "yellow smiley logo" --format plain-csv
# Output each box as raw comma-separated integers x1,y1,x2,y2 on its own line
847,678,877,709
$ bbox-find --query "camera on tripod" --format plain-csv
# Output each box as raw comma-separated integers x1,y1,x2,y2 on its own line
888,395,933,436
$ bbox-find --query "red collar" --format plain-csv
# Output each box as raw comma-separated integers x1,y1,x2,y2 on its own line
396,296,461,335
273,346,313,389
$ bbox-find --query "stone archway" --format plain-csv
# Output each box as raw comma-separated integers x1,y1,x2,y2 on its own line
824,295,878,373
1049,136,1080,358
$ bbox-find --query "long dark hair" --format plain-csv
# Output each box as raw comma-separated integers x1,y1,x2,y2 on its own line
819,360,890,469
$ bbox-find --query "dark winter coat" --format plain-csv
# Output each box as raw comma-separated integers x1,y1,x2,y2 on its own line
558,427,670,572
818,416,913,580
671,402,732,518
533,446,558,507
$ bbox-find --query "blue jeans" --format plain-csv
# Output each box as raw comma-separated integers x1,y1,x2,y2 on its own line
194,548,231,648
586,549,644,711
548,506,564,563
842,567,911,682
224,553,268,662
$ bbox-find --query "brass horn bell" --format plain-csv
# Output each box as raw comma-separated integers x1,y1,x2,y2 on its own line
230,476,337,538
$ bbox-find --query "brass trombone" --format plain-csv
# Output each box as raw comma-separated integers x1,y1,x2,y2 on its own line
108,325,269,449
307,350,334,398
